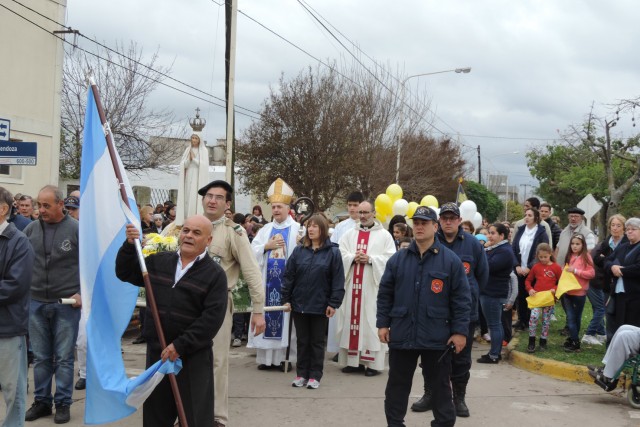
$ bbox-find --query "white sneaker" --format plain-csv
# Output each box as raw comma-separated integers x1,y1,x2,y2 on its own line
307,378,320,389
232,338,242,347
482,333,491,342
596,334,607,344
581,334,602,346
292,377,308,387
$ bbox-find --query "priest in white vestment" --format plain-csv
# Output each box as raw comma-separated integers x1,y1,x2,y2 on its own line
337,200,396,376
248,178,300,369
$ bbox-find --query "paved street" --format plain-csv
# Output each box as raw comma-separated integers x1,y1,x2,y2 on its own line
5,335,640,426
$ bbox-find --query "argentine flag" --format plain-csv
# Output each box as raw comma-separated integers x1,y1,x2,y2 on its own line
80,87,180,424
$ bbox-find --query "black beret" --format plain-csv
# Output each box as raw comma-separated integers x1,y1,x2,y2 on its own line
567,207,585,215
198,180,234,196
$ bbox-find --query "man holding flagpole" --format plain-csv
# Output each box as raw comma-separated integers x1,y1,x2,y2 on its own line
116,215,228,427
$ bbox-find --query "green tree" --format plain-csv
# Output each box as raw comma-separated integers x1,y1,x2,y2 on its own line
527,105,640,233
464,181,503,222
505,200,523,224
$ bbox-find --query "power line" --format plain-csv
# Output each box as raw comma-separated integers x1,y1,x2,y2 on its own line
7,0,261,119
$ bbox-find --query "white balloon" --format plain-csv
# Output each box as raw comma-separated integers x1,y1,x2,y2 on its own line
459,200,477,221
472,212,483,229
428,206,440,219
392,199,409,216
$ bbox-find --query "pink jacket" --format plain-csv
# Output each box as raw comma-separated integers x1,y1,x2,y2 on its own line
565,254,595,296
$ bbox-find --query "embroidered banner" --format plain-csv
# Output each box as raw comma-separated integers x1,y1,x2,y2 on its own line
264,226,290,339
348,230,370,356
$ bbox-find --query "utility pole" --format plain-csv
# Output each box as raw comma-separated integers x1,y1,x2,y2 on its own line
224,0,237,203
477,145,481,184
520,183,532,200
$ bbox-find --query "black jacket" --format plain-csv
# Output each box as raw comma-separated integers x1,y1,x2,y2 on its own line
512,224,549,269
591,235,628,292
0,222,35,337
115,242,228,357
544,218,562,249
281,239,345,315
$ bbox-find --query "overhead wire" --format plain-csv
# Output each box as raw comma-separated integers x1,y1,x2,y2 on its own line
6,0,261,119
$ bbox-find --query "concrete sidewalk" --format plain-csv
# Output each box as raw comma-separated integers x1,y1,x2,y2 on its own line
5,335,639,426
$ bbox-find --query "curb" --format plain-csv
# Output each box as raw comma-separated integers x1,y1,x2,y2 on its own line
508,350,593,384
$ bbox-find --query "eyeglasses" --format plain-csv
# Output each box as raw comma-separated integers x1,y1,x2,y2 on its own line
204,194,226,201
358,210,372,215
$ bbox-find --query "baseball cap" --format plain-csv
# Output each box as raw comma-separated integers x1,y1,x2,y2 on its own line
413,206,438,222
64,196,80,209
439,202,460,217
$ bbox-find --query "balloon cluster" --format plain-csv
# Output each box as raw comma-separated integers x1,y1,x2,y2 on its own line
373,184,483,228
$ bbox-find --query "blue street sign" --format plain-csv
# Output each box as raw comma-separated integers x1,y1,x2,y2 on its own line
0,141,37,165
0,118,9,142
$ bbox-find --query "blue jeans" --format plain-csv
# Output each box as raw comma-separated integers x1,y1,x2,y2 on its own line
480,295,505,359
585,287,606,336
0,335,27,427
563,295,586,341
29,300,81,407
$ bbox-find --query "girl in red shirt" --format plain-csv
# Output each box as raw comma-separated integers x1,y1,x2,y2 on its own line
525,243,562,352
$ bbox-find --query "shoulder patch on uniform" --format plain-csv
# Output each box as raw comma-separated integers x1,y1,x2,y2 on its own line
233,224,244,235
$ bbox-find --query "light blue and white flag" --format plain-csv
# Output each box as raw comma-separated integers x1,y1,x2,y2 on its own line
80,87,181,425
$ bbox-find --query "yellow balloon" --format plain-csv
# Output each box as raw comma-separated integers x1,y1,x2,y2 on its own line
420,195,439,208
375,211,387,224
386,184,403,202
375,194,393,216
407,201,419,219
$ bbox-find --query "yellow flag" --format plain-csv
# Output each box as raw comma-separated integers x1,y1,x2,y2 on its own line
556,269,582,298
526,290,556,309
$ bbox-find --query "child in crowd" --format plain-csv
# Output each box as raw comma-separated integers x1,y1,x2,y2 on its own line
562,234,595,352
524,243,562,352
397,237,412,250
392,223,411,250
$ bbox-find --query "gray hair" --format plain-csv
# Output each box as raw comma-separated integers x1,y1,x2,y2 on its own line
626,217,640,229
0,187,14,219
39,185,64,203
153,214,163,221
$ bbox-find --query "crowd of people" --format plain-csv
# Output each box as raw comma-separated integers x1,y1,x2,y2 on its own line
4,180,640,426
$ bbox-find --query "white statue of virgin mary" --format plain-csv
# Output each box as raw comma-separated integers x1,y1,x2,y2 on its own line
174,130,209,226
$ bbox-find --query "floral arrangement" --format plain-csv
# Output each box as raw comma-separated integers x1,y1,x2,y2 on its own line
142,233,178,257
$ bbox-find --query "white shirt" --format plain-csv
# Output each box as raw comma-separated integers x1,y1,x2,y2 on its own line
174,249,208,287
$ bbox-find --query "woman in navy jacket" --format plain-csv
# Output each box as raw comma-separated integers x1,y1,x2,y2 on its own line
512,208,549,331
282,214,345,389
479,223,517,363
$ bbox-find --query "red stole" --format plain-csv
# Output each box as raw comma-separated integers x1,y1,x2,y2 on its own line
348,229,370,356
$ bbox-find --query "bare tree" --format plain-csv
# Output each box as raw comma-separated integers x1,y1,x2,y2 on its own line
60,42,183,178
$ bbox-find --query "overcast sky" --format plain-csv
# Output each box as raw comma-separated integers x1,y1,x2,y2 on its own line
62,0,640,198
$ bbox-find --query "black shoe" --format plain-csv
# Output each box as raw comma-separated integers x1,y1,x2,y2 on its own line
25,400,52,421
527,336,536,353
452,383,470,417
539,338,547,351
54,405,70,424
564,339,581,353
410,392,433,412
74,378,86,390
132,335,146,344
364,368,380,377
589,369,618,392
341,365,365,373
257,364,274,370
476,354,499,364
331,353,339,362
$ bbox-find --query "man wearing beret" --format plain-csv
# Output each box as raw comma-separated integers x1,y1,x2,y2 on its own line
198,180,266,427
377,206,471,427
555,207,596,266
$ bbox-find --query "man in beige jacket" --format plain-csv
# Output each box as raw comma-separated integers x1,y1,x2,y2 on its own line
198,180,266,427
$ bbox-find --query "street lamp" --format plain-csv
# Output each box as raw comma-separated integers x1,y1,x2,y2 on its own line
395,67,472,183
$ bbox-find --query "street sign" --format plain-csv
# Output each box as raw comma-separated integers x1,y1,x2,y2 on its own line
577,193,602,230
0,141,37,166
0,118,9,142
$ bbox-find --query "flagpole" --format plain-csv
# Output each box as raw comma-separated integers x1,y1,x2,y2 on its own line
89,83,189,427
